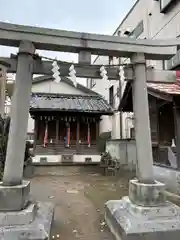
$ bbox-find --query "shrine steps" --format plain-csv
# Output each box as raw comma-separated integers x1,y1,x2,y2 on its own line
33,144,101,165
35,144,99,155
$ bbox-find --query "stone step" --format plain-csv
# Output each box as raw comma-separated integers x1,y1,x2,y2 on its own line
35,144,99,155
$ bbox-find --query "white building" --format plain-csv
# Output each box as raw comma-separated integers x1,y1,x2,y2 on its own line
87,0,179,139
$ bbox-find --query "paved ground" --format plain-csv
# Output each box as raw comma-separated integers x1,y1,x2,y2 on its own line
30,166,134,240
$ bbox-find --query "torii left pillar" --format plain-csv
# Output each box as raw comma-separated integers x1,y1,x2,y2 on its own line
0,41,35,210
3,41,35,187
0,41,54,240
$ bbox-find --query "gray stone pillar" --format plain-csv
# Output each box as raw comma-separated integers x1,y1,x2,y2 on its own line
131,53,154,183
3,41,35,186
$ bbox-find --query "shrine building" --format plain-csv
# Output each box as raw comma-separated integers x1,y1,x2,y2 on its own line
29,75,113,164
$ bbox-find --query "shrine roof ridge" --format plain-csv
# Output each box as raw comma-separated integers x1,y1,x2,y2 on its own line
31,92,102,99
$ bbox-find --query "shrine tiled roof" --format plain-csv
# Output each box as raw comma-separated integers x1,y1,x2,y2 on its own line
30,93,114,115
147,72,180,95
147,82,180,95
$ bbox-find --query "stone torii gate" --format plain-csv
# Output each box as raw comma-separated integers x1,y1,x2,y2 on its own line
0,21,180,239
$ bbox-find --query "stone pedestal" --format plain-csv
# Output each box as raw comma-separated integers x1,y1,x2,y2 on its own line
0,180,30,211
105,180,180,240
0,203,36,226
129,179,166,206
0,202,54,240
0,180,54,239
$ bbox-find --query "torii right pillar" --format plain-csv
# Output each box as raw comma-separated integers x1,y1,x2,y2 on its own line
105,53,180,240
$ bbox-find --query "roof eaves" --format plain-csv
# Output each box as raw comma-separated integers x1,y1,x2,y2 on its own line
119,81,176,111
147,87,173,102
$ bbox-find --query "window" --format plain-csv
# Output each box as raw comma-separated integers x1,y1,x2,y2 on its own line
89,79,96,89
160,0,176,13
109,86,114,107
91,79,96,88
129,20,144,38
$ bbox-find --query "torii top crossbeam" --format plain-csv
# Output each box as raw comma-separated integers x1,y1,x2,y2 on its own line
0,22,179,60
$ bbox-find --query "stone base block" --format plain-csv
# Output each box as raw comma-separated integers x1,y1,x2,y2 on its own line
129,179,166,206
0,203,36,226
0,202,54,240
105,196,180,240
0,180,30,211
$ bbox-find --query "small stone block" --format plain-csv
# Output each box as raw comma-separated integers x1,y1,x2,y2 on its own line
61,154,73,163
0,180,30,211
40,157,47,163
85,157,92,163
129,179,166,206
105,197,180,240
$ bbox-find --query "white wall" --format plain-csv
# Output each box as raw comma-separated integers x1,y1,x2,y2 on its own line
148,1,180,39
117,0,180,40
87,55,131,138
118,0,180,68
100,115,112,134
32,80,88,95
106,139,137,170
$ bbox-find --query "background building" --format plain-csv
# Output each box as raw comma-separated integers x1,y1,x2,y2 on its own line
87,0,180,139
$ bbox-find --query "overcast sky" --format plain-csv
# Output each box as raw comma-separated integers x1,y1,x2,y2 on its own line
1,0,136,83
2,0,136,32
